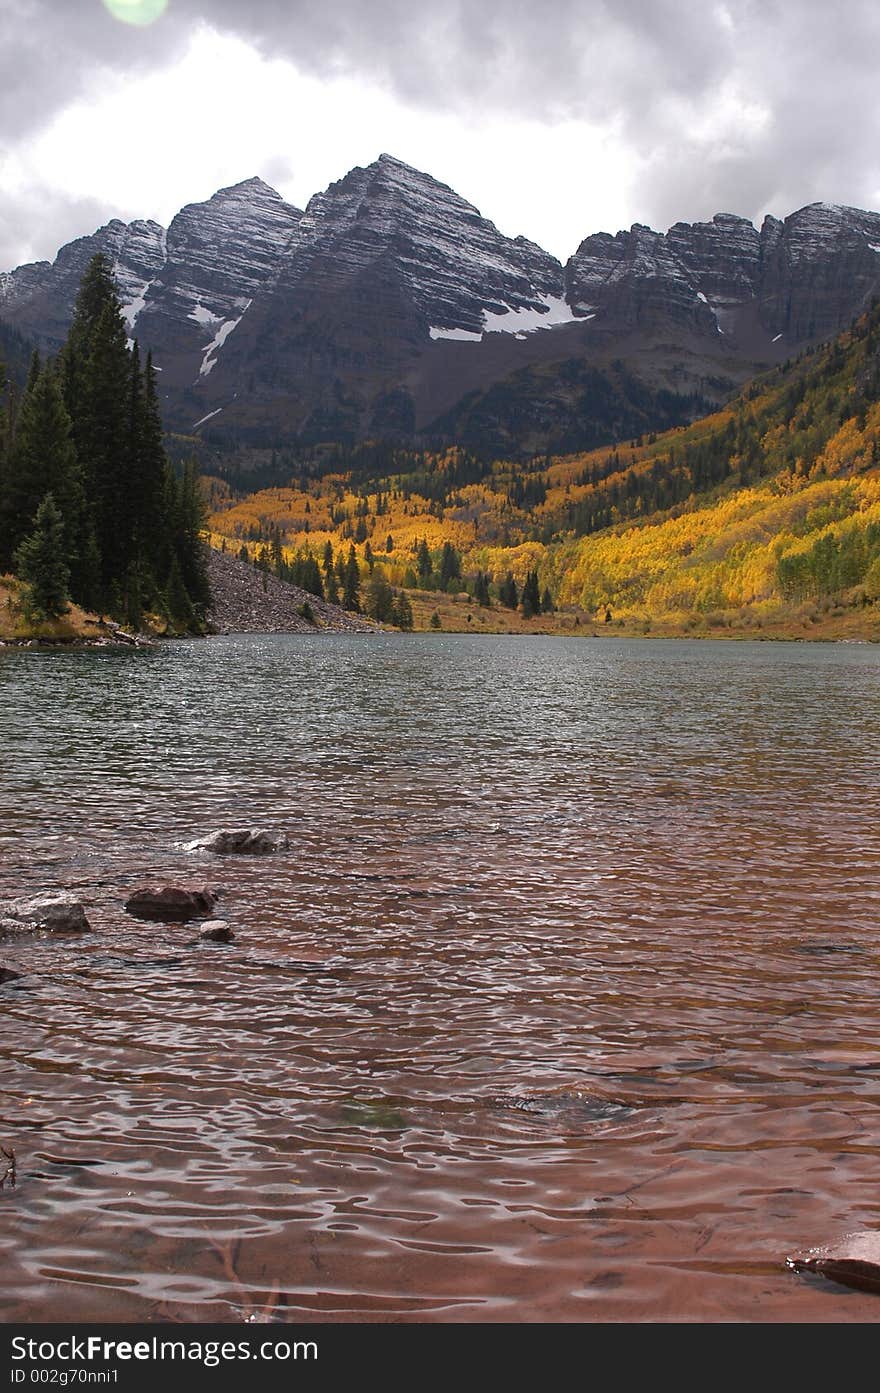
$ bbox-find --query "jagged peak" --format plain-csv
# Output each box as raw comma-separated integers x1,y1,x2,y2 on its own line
374,152,427,176
210,176,286,202
366,153,465,203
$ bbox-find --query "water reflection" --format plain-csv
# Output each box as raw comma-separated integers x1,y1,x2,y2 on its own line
1,635,880,1321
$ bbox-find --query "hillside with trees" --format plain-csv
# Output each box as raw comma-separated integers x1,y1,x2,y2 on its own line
203,298,880,637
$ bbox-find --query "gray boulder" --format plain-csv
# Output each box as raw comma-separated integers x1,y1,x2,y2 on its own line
187,828,289,855
124,886,216,922
0,894,91,934
199,921,235,943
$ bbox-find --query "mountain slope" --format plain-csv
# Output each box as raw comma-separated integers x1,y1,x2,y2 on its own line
205,299,880,636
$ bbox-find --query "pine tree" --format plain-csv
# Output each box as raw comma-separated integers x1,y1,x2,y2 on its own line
390,590,413,629
62,259,132,598
439,541,461,589
164,553,196,632
173,459,211,620
521,568,541,618
499,572,519,609
134,351,169,586
474,570,491,606
416,538,433,585
0,361,89,592
365,569,394,622
343,544,361,612
14,493,70,619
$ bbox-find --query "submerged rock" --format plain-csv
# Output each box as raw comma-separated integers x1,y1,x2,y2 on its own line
788,1232,880,1293
187,828,289,855
124,886,216,922
0,894,91,934
493,1092,635,1126
0,965,22,983
199,921,235,943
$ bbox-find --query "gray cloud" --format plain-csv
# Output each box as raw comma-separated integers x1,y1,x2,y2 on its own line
0,185,122,272
3,0,880,253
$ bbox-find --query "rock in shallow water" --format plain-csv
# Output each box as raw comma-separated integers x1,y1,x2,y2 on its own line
187,828,289,855
788,1231,880,1293
0,965,22,983
124,886,216,922
0,894,91,934
199,921,235,943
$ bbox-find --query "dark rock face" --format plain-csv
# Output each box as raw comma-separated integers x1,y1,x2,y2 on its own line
188,828,289,855
196,153,573,444
5,160,880,457
130,178,303,396
0,894,91,934
124,886,216,922
566,201,880,346
0,966,23,983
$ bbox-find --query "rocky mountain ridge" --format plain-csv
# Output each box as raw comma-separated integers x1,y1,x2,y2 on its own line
4,158,880,459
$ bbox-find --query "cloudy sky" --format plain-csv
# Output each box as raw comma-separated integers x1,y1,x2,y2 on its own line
2,0,880,271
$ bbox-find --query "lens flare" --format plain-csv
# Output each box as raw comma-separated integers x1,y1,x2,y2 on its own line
102,0,168,26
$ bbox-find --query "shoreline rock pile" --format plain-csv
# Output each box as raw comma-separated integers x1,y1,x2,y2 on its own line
205,548,380,636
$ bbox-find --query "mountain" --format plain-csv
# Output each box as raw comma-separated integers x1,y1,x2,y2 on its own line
5,159,880,460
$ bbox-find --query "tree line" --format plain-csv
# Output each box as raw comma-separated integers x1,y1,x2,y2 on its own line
0,254,209,628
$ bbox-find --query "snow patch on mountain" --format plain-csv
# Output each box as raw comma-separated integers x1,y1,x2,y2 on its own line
429,325,483,342
431,293,585,343
121,280,152,330
199,300,252,378
188,302,223,329
482,294,580,335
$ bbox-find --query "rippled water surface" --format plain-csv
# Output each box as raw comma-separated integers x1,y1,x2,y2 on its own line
3,633,880,1323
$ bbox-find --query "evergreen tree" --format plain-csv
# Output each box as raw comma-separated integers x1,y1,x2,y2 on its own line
521,568,541,618
62,259,132,597
164,554,196,632
135,351,170,583
343,544,361,611
365,569,394,622
14,493,70,619
499,572,519,609
541,586,554,613
0,361,90,595
172,459,211,620
474,570,491,607
439,541,461,589
390,589,413,630
416,537,433,585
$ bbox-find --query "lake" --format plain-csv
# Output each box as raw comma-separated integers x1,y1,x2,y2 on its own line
2,633,880,1322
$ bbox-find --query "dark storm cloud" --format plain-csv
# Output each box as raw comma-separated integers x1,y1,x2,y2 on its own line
4,0,880,251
